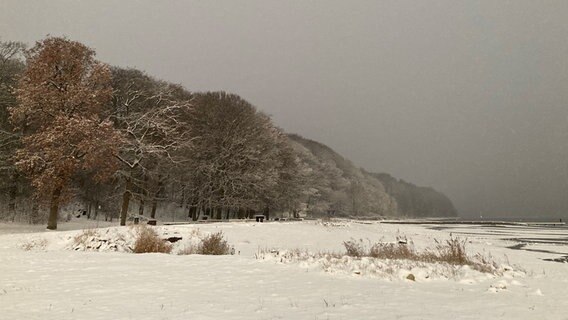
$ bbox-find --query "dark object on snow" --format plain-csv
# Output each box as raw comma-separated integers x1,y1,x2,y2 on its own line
133,217,139,225
543,255,568,263
147,219,157,226
255,215,265,222
406,274,416,281
82,210,87,216
165,236,183,243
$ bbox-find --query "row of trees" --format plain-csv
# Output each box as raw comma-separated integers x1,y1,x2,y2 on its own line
0,36,457,228
0,37,306,229
287,134,399,217
372,173,457,217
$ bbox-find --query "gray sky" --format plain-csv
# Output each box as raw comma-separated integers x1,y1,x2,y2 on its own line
2,0,568,218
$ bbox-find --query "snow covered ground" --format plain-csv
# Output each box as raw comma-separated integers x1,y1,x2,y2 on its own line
0,219,567,319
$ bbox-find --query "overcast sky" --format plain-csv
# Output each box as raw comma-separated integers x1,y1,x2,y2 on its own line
2,0,568,218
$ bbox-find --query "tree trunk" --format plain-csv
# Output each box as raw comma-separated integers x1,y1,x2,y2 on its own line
190,206,198,221
263,207,270,221
31,202,39,224
247,209,256,219
138,199,144,216
87,202,92,219
94,201,99,220
8,182,16,216
150,198,157,219
179,184,185,208
8,171,18,221
196,206,204,221
139,174,148,215
47,187,61,230
205,207,211,219
150,177,163,219
120,180,132,226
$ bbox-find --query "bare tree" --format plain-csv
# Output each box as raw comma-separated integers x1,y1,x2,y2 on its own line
180,92,289,219
110,67,192,225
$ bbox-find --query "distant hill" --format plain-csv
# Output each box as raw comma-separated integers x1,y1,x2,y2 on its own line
287,134,457,218
371,173,458,217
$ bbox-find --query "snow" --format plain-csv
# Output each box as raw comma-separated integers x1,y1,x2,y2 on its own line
1,219,567,319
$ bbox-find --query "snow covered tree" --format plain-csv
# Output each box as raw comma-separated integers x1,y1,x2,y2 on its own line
10,37,121,229
260,133,306,216
181,92,283,218
110,67,192,225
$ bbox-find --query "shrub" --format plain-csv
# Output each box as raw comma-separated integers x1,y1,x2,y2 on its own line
198,231,230,255
133,226,172,254
369,242,415,260
435,236,468,265
343,239,366,258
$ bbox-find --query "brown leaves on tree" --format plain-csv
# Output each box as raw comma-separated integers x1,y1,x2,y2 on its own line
11,37,112,131
15,116,121,199
9,37,120,208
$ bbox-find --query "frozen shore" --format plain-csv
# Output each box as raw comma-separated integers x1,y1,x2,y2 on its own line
1,219,566,319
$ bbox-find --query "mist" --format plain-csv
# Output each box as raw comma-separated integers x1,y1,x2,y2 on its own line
2,0,567,219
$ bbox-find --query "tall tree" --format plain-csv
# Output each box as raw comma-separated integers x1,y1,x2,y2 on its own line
0,40,26,219
181,92,285,217
10,37,121,229
110,67,192,225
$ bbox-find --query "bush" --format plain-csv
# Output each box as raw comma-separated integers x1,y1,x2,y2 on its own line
133,226,172,254
435,236,468,265
198,231,230,255
369,242,415,260
343,239,366,258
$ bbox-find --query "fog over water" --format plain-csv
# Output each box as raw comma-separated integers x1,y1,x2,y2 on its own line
2,0,567,219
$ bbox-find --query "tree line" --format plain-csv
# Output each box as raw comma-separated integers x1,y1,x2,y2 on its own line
0,37,310,229
0,37,457,229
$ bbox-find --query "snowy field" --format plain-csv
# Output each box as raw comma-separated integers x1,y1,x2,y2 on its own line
1,219,567,320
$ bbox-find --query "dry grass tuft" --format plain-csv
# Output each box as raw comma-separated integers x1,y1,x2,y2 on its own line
343,235,498,273
343,239,366,258
369,241,415,260
198,231,230,255
133,225,172,254
430,237,469,265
